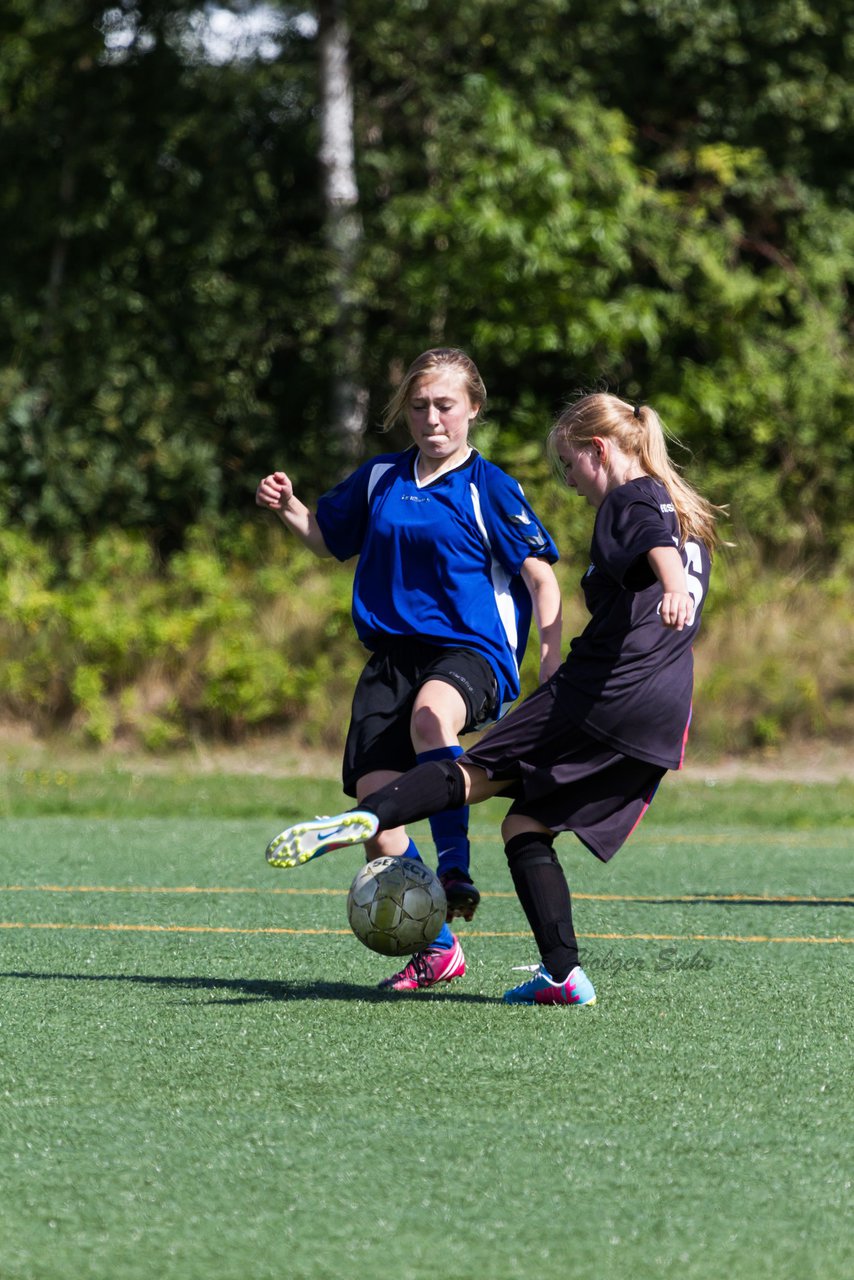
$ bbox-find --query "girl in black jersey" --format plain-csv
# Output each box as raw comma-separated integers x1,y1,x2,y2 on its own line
267,393,725,1005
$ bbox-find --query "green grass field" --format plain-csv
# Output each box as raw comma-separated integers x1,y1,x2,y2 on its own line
0,763,851,1280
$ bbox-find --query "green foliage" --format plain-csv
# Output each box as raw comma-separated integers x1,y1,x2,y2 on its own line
0,0,852,560
352,9,854,559
0,523,850,754
0,1,335,538
0,523,360,748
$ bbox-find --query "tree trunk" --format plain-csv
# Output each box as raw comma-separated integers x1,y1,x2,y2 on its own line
317,0,367,466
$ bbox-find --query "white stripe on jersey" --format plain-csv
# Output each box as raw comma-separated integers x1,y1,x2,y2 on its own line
468,481,520,702
367,462,396,503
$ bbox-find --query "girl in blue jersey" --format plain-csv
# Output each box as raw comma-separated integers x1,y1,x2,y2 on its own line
265,392,726,1004
256,348,562,990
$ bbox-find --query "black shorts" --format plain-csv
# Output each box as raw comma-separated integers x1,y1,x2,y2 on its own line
460,676,667,862
342,639,499,796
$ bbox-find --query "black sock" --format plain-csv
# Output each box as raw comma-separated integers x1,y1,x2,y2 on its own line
360,760,467,830
505,832,579,982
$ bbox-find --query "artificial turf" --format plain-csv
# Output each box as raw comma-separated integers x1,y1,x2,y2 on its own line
0,767,851,1279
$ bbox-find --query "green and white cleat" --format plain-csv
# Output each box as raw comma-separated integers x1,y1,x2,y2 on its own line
265,810,379,868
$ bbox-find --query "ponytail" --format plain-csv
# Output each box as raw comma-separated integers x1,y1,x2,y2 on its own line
548,394,726,554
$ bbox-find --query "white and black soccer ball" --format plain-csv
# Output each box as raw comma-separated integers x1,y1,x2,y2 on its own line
347,856,447,957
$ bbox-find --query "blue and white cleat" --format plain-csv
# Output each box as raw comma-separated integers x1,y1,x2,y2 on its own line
502,963,597,1006
265,810,379,868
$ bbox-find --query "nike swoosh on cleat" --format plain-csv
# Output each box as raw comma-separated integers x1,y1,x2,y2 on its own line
310,827,346,841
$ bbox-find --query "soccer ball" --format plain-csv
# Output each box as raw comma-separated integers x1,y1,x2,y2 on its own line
347,856,447,957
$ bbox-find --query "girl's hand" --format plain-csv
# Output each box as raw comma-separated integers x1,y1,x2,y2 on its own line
539,653,562,683
256,471,294,509
659,591,695,631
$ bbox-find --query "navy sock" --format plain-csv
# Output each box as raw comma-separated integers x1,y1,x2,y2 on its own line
416,746,470,878
401,838,423,864
364,837,422,864
430,922,454,951
504,833,579,982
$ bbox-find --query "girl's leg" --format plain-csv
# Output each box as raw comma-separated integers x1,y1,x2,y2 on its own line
415,744,468,872
355,770,456,955
410,679,476,914
499,814,596,1006
502,824,579,982
358,761,495,983
355,769,413,859
265,761,505,873
361,759,507,829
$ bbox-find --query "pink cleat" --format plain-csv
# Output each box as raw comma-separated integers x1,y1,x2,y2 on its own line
378,936,466,991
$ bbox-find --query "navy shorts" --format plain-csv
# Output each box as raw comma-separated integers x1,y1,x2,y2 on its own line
342,639,499,796
460,675,667,862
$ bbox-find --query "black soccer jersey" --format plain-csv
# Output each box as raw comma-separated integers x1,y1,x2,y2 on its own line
558,476,711,769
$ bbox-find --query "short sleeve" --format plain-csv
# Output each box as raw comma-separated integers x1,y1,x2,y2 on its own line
475,464,559,574
315,463,373,561
593,486,677,588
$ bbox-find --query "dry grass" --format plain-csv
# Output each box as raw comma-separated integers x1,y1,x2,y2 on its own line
693,564,853,754
0,548,850,771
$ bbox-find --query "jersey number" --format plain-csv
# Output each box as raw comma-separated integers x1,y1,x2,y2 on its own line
683,540,705,623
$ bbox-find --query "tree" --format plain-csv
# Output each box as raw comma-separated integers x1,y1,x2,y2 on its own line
0,0,331,544
317,0,368,464
0,0,851,560
343,0,854,556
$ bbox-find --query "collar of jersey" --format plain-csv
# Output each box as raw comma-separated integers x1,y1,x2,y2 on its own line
412,446,477,488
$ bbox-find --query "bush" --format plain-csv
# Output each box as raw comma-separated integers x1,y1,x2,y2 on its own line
0,523,850,757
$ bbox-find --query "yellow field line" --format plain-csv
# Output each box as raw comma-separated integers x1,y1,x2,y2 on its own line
0,921,850,944
0,883,346,896
1,884,851,905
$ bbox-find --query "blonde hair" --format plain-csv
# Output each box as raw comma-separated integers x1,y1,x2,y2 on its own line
548,393,725,553
382,348,486,432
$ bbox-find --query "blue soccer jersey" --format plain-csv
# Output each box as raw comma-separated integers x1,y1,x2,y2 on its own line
558,476,711,769
315,447,559,714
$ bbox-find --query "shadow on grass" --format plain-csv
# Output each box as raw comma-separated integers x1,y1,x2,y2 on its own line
0,970,496,1004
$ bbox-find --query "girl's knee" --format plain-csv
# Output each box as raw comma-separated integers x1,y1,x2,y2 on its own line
410,702,451,748
410,684,467,750
501,813,554,844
